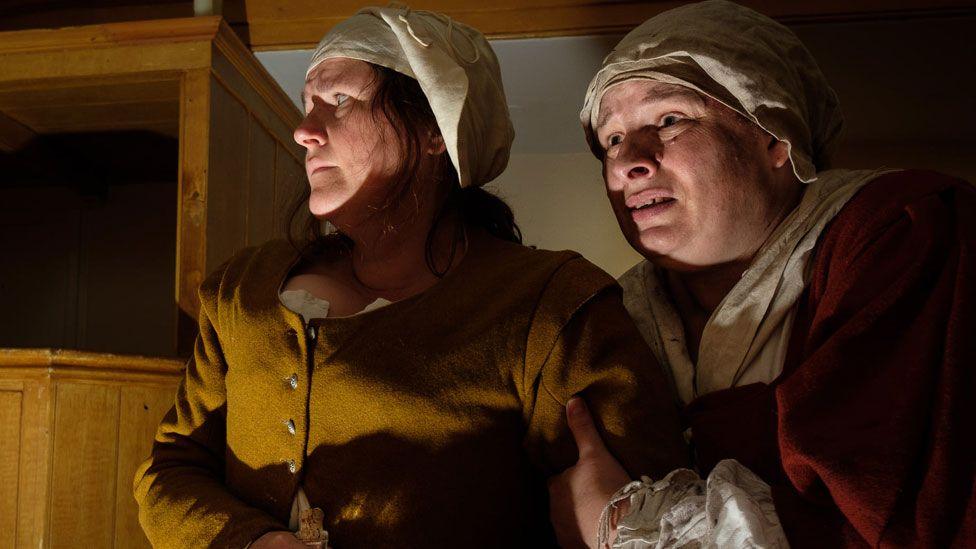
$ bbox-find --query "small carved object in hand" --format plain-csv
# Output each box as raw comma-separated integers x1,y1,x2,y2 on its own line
295,507,329,548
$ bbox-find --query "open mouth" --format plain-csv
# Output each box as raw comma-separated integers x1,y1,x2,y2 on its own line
629,196,677,222
632,197,676,210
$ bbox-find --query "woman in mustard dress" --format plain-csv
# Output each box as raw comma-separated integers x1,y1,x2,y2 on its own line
134,7,685,548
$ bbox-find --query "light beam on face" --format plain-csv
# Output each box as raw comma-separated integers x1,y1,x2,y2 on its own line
597,79,801,272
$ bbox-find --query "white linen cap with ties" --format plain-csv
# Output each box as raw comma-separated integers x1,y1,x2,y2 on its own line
580,0,845,183
306,5,514,189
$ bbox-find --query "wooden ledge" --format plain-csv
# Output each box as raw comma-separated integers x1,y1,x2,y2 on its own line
0,16,222,55
0,348,185,375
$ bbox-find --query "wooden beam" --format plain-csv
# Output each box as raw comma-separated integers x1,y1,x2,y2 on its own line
1,1,972,51
228,0,976,51
0,15,220,56
0,17,221,85
0,110,36,152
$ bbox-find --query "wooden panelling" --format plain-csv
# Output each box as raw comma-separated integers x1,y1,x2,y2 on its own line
176,68,211,323
211,34,303,144
0,16,302,544
13,378,53,549
0,389,23,547
206,77,250,270
247,119,277,247
0,350,182,548
49,383,121,547
274,142,307,238
114,385,179,549
0,18,306,330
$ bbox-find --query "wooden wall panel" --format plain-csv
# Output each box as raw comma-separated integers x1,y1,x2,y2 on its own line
0,17,304,544
205,77,249,270
0,389,22,547
211,34,305,247
211,46,299,149
49,383,121,548
247,119,277,246
0,352,183,549
176,68,211,324
13,378,53,549
274,142,307,238
114,385,179,549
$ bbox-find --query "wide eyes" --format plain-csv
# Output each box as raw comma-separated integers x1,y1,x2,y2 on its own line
335,93,349,107
603,113,684,150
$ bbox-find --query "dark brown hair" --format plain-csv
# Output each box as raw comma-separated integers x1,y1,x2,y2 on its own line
287,64,521,276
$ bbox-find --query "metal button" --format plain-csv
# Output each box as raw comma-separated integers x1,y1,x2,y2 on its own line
285,419,296,435
306,325,317,340
286,459,297,474
286,373,298,390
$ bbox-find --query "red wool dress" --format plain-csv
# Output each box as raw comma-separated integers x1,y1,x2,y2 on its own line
683,170,976,548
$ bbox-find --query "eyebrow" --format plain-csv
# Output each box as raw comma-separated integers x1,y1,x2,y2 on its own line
300,74,338,108
595,86,705,131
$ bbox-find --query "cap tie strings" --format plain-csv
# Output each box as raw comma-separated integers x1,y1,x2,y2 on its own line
394,5,481,65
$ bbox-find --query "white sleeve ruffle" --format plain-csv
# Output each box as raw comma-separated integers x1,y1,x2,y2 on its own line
598,459,789,549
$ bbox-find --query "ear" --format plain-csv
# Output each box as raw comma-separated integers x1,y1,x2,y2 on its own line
426,133,447,155
767,137,791,170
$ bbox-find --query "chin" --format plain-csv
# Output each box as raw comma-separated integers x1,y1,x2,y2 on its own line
307,189,350,218
630,227,679,259
631,232,713,272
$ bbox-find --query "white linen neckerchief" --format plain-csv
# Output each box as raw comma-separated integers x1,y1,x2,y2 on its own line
621,168,892,404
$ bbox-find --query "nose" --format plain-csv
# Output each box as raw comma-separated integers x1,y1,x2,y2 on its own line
293,109,326,149
610,129,661,182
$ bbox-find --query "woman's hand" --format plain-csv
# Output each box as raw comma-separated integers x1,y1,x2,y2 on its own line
548,397,632,549
250,531,308,548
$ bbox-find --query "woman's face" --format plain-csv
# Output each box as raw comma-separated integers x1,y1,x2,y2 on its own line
594,79,798,271
295,58,401,227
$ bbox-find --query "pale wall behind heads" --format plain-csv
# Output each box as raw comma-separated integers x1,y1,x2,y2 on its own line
484,153,641,278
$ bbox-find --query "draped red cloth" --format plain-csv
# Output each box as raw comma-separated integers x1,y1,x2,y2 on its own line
683,170,976,548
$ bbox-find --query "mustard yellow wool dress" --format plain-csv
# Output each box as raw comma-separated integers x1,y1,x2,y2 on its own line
134,232,686,548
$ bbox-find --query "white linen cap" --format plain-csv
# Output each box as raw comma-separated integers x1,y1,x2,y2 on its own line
580,0,844,183
307,6,514,188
